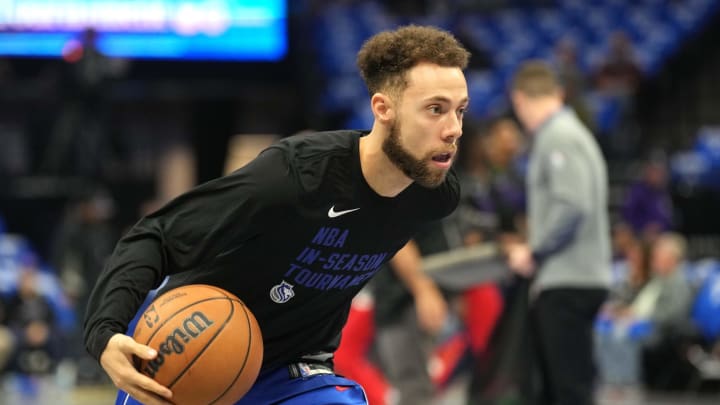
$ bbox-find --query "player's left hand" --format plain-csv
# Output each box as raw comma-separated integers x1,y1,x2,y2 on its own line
412,278,448,336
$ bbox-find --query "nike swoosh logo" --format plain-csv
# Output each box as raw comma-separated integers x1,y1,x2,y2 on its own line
328,205,360,218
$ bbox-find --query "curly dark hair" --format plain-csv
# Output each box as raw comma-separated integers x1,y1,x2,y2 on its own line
356,25,470,97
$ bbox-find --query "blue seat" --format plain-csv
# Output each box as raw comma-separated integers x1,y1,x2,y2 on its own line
670,150,713,189
686,259,720,290
691,270,720,342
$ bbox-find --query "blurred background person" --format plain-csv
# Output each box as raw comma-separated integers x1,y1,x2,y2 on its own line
621,154,675,244
44,28,130,177
454,118,526,249
552,38,594,131
452,117,529,404
52,188,117,326
595,232,693,403
609,221,649,293
591,29,644,158
4,263,60,376
507,60,611,405
0,294,15,374
593,30,643,98
50,187,118,384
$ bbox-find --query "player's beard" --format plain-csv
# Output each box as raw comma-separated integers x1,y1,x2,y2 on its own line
382,119,448,188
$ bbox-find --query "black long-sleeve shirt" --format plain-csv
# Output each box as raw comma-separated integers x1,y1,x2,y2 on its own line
83,130,459,369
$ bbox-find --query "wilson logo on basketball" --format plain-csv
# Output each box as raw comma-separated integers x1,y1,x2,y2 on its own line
143,311,215,378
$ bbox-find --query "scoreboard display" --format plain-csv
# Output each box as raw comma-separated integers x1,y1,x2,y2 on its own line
0,0,287,60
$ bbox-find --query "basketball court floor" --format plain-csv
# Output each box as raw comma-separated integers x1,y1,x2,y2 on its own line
0,375,116,405
1,373,718,405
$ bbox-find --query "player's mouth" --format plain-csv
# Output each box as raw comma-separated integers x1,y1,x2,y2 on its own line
431,152,453,168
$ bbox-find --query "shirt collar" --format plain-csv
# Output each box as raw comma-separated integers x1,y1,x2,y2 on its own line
533,105,569,136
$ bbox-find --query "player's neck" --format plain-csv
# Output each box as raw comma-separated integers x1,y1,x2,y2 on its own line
359,130,413,198
526,98,563,133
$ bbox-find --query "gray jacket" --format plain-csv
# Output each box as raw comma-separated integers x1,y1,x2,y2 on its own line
527,108,612,292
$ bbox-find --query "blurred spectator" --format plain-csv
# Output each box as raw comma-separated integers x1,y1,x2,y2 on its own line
594,30,642,96
607,229,651,311
621,156,674,243
595,233,693,401
610,222,649,292
454,118,526,248
452,120,524,356
5,266,60,375
0,297,15,373
454,121,528,404
554,39,585,103
43,28,129,176
46,188,114,384
52,188,117,327
60,28,129,112
384,119,524,397
0,217,19,373
592,30,644,158
612,222,642,261
552,38,594,130
48,187,117,384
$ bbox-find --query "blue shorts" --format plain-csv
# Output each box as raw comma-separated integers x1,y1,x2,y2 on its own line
116,366,367,405
116,281,367,404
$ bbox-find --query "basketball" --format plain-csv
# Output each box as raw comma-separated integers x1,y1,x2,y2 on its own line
133,284,263,405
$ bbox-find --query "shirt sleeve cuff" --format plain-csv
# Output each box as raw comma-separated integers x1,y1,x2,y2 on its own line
87,325,125,361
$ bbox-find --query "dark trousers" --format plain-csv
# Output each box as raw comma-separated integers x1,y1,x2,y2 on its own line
528,287,607,405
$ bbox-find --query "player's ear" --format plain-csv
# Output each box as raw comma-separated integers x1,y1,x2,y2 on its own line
371,92,395,124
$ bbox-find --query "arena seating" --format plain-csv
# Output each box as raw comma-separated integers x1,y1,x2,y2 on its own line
313,0,720,126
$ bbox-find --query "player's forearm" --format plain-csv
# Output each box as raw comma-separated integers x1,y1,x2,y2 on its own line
390,240,434,296
83,237,165,360
531,197,583,263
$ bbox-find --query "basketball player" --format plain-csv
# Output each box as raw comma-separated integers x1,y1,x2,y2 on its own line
83,25,470,405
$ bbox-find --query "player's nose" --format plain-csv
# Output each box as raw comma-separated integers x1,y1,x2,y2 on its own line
442,114,462,144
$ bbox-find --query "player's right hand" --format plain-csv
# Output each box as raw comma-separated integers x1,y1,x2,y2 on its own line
100,333,174,405
412,277,448,336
